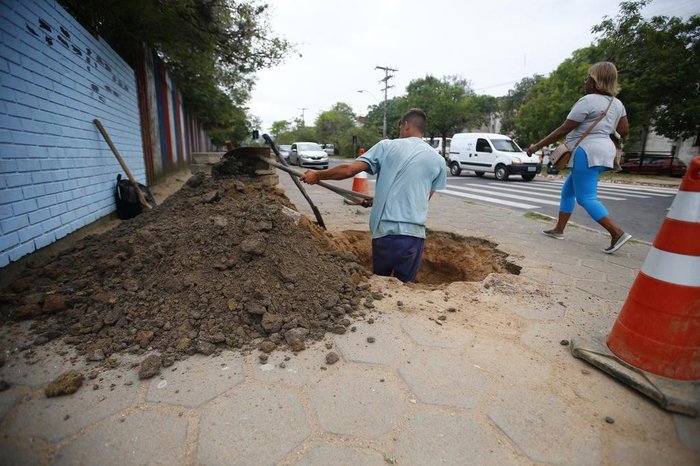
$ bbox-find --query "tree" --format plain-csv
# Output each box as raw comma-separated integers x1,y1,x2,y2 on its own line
405,75,494,156
593,0,700,143
500,75,544,138
270,120,292,139
314,103,356,144
514,46,600,144
58,0,291,138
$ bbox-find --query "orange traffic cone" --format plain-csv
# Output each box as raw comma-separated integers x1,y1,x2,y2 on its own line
572,156,700,416
351,170,369,196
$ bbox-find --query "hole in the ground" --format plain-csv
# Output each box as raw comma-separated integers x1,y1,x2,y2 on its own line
332,230,521,285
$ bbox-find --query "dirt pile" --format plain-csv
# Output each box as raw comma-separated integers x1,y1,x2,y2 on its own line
0,171,372,365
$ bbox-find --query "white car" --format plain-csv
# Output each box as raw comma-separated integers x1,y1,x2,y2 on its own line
289,142,329,169
278,144,292,162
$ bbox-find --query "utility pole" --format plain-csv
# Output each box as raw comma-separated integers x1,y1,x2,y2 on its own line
298,107,308,127
375,65,397,139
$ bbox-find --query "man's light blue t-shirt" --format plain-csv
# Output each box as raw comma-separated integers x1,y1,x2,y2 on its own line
357,137,447,239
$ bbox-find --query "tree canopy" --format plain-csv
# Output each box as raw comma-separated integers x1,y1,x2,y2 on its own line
508,0,699,148
59,0,291,139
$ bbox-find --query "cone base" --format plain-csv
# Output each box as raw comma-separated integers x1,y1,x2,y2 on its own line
571,333,700,417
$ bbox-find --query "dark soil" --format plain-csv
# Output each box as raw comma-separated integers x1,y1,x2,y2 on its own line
0,166,371,367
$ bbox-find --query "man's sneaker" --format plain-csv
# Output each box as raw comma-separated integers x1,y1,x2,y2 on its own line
603,232,632,254
542,229,564,240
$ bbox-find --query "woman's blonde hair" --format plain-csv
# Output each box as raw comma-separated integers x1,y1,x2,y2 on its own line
588,61,620,96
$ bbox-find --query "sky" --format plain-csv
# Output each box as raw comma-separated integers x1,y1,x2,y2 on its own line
248,0,699,133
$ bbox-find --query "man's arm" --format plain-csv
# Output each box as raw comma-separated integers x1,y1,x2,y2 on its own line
300,160,370,185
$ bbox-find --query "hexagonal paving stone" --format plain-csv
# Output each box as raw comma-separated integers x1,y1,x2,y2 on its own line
488,387,601,465
392,408,519,465
398,347,490,409
310,364,409,439
333,319,413,366
6,367,140,443
0,340,86,387
400,316,473,348
0,384,29,420
296,442,385,465
462,335,551,387
575,279,630,301
0,443,41,466
146,351,244,408
248,342,337,386
52,410,188,465
198,383,310,465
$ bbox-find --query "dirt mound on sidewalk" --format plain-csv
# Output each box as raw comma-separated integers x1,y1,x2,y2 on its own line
0,173,371,364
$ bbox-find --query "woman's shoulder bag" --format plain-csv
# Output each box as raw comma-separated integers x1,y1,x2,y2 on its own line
550,97,614,170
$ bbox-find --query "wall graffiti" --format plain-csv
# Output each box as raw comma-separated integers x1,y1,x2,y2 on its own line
24,14,129,105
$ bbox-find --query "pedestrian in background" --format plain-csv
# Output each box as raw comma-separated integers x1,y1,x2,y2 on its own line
301,108,447,282
527,61,631,253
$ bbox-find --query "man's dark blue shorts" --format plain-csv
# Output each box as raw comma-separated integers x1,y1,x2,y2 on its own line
371,235,425,283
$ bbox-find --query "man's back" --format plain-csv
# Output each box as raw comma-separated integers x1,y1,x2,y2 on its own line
358,137,447,238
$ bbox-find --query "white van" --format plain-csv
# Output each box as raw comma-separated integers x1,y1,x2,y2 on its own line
447,133,541,181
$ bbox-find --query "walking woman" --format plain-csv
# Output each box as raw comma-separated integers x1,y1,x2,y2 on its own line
527,61,631,253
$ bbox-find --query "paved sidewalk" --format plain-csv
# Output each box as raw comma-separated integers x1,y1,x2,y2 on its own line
1,172,698,465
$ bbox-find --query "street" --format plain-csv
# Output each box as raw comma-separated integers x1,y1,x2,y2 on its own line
327,159,678,243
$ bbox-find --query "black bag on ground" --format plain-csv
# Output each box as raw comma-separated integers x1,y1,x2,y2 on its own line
115,174,157,219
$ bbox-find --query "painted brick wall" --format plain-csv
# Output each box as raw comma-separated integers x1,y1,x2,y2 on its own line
0,0,146,267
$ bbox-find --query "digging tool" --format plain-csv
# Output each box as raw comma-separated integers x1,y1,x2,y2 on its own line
263,134,325,228
263,134,373,207
94,119,152,210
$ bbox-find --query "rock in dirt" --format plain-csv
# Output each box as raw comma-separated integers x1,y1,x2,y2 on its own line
259,341,276,353
0,380,10,391
367,337,376,343
285,328,309,345
325,352,340,365
196,341,216,356
290,339,305,352
45,370,84,397
138,355,162,379
42,294,67,314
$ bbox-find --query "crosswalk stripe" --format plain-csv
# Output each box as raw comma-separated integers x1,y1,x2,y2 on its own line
528,180,671,197
481,181,628,200
437,189,539,209
445,184,561,206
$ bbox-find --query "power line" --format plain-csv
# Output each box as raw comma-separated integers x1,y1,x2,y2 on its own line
375,65,397,138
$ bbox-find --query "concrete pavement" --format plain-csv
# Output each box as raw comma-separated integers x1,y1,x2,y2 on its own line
0,170,698,465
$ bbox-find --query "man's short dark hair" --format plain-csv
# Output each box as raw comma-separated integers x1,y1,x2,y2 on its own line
400,108,427,133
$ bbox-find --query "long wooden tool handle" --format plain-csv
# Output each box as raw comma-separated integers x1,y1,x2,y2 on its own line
94,119,151,209
266,159,373,201
263,134,326,229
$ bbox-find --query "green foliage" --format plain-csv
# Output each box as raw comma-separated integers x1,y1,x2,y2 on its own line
314,103,356,144
509,1,699,146
499,75,544,138
58,0,291,142
593,0,700,140
515,48,598,144
404,75,498,155
270,120,292,139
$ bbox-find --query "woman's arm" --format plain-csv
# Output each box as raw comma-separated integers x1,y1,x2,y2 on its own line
526,119,581,156
616,116,629,138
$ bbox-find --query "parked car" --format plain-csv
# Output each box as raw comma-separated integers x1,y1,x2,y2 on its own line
289,142,329,169
447,133,541,181
619,157,687,177
278,144,292,162
321,143,335,156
